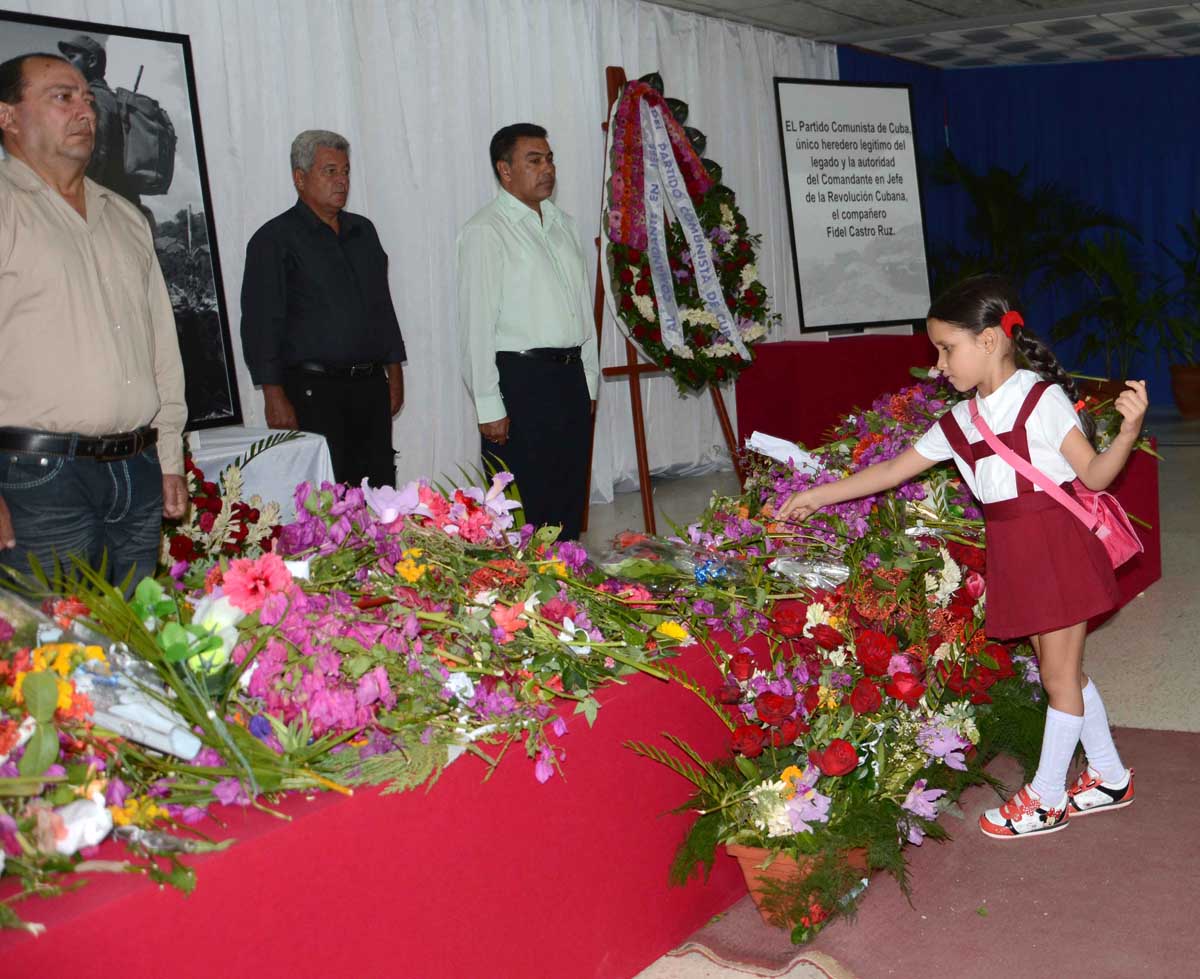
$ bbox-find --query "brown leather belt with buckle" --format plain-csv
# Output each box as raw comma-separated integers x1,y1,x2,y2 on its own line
291,361,382,378
0,426,158,462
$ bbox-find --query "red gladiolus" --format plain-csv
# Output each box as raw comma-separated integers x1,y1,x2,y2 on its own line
849,677,882,715
885,671,926,708
802,685,820,715
854,628,896,676
811,623,845,651
810,738,858,776
731,724,766,758
770,600,809,638
755,691,796,727
729,652,754,681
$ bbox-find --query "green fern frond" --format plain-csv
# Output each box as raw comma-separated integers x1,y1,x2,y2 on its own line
624,739,709,789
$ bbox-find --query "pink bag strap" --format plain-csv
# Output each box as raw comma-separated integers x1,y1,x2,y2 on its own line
968,398,1098,531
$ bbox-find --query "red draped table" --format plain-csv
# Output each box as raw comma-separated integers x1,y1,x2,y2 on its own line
734,337,1162,614
0,645,743,979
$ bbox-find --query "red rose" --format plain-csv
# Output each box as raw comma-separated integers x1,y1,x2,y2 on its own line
772,717,806,746
715,366,727,381
849,678,882,716
715,683,742,705
754,691,796,727
633,324,648,340
626,247,642,263
981,643,1014,679
788,636,820,667
618,267,634,285
201,481,219,497
731,724,765,758
742,289,760,307
634,277,652,296
802,685,820,715
729,652,754,681
938,662,970,695
620,295,634,312
811,623,845,651
168,535,196,562
198,510,216,533
810,738,858,776
770,600,809,638
854,629,896,676
947,540,985,572
885,672,927,708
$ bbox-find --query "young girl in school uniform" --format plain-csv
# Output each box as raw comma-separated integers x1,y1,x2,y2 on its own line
777,275,1148,840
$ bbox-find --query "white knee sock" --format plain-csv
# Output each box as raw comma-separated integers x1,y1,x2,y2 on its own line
1081,679,1125,782
1030,707,1084,802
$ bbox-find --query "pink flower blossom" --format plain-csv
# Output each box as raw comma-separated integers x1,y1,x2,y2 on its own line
223,553,293,613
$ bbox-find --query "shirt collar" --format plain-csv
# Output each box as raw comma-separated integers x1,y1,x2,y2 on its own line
496,187,561,228
293,198,362,238
0,154,113,199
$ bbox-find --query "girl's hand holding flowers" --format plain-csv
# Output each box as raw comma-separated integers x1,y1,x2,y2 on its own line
1114,379,1148,439
775,487,824,523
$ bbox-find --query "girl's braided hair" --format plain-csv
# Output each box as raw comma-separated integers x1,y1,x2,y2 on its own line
927,274,1095,444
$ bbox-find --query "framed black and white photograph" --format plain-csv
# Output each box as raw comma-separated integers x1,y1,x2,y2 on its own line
0,8,241,429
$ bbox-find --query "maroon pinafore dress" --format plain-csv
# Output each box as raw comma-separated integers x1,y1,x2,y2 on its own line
938,381,1120,639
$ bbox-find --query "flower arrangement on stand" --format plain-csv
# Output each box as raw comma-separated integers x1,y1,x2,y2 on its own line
602,73,776,391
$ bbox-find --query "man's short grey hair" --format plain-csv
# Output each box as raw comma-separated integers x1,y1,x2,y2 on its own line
290,130,350,172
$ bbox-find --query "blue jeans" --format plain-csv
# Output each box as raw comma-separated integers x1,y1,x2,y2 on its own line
0,444,163,590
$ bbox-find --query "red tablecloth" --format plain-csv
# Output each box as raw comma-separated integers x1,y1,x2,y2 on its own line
0,645,743,979
735,337,1162,613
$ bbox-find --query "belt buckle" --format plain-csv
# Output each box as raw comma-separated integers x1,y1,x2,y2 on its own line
94,433,134,461
349,363,373,377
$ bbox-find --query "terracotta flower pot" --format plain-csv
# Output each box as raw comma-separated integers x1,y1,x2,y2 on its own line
1169,363,1200,419
725,843,868,928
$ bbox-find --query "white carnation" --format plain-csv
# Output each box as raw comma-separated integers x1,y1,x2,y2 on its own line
632,294,657,322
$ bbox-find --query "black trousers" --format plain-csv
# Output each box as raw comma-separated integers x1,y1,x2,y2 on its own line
284,368,395,487
483,353,591,540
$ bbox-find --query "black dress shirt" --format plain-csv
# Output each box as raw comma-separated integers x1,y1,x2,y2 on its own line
240,200,407,385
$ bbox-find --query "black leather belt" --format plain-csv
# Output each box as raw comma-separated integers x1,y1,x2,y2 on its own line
499,347,582,365
291,361,383,378
0,426,157,462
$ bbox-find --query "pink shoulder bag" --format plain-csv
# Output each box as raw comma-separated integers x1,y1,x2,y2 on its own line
968,400,1143,569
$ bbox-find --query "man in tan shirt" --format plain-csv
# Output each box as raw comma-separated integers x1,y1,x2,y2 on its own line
0,53,187,586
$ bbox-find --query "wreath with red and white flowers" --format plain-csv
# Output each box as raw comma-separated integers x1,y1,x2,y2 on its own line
601,74,775,392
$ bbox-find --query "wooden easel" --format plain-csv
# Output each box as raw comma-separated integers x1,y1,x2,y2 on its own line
582,66,744,536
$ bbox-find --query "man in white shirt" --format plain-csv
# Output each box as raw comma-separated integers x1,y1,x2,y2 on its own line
457,124,599,540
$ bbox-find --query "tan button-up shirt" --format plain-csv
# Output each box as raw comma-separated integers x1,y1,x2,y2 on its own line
0,155,186,474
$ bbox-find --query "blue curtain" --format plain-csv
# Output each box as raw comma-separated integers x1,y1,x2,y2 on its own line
839,46,1200,404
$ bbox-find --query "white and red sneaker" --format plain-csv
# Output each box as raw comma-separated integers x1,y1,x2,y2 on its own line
979,784,1069,840
1068,766,1135,817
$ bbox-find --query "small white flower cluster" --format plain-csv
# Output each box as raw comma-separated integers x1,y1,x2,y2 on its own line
719,203,736,232
680,306,720,327
748,778,793,838
739,321,767,342
936,701,981,745
632,293,657,322
923,547,962,607
739,263,758,291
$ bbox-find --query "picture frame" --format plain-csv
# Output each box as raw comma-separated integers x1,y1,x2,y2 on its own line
0,8,242,430
773,78,932,334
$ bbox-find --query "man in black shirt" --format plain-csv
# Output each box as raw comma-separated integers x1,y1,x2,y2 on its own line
240,130,406,487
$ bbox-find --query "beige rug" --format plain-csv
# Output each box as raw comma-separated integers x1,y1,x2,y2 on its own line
632,943,858,979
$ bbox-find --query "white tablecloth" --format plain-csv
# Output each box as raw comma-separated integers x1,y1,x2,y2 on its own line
186,427,334,522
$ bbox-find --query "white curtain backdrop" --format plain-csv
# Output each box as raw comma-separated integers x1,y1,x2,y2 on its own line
9,0,836,501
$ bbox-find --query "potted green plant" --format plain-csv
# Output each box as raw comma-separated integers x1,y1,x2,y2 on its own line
1047,233,1170,398
1159,211,1200,417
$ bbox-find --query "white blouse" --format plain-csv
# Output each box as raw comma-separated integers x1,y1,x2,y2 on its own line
914,369,1084,505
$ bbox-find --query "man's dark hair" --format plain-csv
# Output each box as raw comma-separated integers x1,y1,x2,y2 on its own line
489,123,547,181
0,53,72,147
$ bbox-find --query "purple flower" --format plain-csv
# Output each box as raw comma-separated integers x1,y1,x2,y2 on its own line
105,777,131,807
533,745,558,784
900,778,947,845
0,616,13,644
785,765,831,833
917,722,970,771
248,715,273,741
213,777,250,807
361,479,431,524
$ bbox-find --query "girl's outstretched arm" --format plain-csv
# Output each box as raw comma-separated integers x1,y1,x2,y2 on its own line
774,446,939,522
1060,380,1148,491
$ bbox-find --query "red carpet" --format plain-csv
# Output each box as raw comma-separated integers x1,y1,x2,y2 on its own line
682,728,1198,979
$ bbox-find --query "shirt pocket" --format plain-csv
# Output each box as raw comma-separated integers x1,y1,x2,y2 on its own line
0,453,66,491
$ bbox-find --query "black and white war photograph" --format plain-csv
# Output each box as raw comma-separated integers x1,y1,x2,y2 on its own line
0,9,241,427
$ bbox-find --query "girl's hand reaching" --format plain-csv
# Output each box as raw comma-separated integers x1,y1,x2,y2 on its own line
775,488,823,523
1114,379,1148,439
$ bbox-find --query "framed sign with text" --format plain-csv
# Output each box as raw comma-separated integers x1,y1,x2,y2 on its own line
0,8,241,429
774,78,931,333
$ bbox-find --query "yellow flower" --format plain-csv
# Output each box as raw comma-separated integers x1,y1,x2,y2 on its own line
536,560,568,577
779,765,805,800
56,677,74,712
396,549,428,583
655,620,690,642
110,796,169,828
817,685,839,710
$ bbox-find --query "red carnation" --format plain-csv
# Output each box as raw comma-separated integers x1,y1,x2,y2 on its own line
201,481,219,497
811,623,845,651
168,535,197,562
618,266,634,285
729,652,754,681
731,724,766,758
849,677,882,716
947,540,985,572
854,629,896,676
754,691,796,727
809,738,858,776
634,277,652,296
770,600,809,638
885,671,926,708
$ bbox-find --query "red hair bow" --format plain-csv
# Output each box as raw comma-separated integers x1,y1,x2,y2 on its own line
999,310,1024,337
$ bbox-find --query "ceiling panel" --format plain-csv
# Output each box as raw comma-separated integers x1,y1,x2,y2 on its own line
644,1,1200,67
